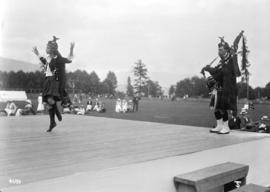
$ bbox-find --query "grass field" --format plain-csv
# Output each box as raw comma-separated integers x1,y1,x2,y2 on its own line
83,98,270,128
86,99,216,127
1,95,270,128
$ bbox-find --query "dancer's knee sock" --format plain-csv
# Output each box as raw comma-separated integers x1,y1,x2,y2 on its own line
49,107,56,124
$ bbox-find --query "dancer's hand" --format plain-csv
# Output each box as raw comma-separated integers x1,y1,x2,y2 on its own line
32,47,40,56
69,42,75,57
70,42,75,50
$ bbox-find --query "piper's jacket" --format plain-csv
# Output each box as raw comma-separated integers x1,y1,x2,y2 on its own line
205,56,237,112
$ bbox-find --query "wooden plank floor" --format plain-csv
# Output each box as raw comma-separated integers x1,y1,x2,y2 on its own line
0,115,268,188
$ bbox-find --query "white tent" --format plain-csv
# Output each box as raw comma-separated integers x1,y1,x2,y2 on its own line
0,91,27,102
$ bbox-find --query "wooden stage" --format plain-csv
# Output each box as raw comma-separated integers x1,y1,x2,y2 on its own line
0,115,269,190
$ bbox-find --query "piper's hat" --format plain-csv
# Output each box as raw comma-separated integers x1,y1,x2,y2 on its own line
218,36,230,51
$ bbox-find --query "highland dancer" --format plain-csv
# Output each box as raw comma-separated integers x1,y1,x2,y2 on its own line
33,36,75,132
202,31,244,134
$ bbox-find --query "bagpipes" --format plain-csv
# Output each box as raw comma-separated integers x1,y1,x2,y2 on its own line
200,57,218,78
198,57,220,109
200,57,218,91
200,51,243,91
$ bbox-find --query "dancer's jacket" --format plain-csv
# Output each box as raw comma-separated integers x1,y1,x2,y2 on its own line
40,53,72,100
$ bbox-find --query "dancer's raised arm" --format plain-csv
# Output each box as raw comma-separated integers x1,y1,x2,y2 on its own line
32,46,40,57
67,42,75,61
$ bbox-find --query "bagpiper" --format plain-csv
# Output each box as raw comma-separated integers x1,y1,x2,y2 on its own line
202,30,244,134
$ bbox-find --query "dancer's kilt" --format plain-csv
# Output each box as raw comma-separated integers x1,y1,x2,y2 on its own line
42,76,61,103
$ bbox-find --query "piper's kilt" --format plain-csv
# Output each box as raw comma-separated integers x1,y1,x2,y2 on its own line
42,76,61,103
210,87,237,111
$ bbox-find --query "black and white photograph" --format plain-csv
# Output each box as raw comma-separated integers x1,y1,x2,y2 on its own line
0,0,270,191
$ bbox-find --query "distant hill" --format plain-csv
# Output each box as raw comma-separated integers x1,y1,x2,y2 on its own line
0,57,40,72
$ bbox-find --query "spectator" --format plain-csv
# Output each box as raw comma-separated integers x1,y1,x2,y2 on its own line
76,105,85,115
239,108,251,129
122,99,128,113
20,99,36,115
37,93,45,113
73,94,79,104
132,95,140,112
257,116,270,133
5,101,17,116
79,93,83,104
86,100,93,112
228,115,241,130
97,102,106,113
93,102,100,112
63,105,72,113
127,99,133,112
62,97,72,114
115,98,121,113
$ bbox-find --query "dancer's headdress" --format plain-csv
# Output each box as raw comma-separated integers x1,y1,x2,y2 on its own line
47,36,59,51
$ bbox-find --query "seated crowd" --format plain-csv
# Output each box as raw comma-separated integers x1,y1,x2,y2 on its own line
0,99,36,116
62,98,106,115
115,98,133,113
229,103,270,133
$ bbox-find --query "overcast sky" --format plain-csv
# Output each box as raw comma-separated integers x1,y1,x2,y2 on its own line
0,0,270,89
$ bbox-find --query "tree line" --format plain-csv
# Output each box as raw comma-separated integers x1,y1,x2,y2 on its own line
169,76,270,100
0,59,163,98
0,70,118,96
1,70,269,100
1,58,268,100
